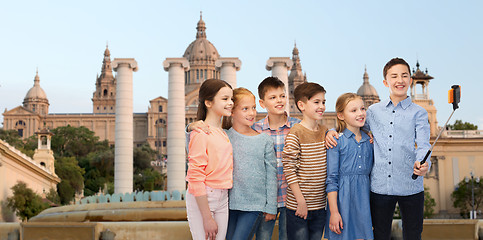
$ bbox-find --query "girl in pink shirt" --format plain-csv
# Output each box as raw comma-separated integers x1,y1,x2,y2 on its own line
186,79,234,240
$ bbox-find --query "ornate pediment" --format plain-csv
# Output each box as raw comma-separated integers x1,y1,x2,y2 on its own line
3,106,37,116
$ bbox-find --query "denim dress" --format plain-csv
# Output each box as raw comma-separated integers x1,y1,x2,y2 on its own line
325,129,374,240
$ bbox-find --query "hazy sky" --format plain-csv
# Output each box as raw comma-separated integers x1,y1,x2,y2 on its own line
1,0,482,129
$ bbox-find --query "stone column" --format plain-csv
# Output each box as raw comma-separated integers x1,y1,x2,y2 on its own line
112,58,138,194
163,58,189,192
215,57,241,88
266,57,293,114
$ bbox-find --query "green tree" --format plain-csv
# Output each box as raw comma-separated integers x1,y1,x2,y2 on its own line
0,129,36,157
447,120,478,130
0,129,24,149
134,168,165,192
6,181,49,221
51,125,105,158
424,186,436,218
80,148,114,196
451,177,482,218
46,188,61,206
55,157,85,204
134,143,157,172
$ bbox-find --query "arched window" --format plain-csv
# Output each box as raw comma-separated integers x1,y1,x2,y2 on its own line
158,106,163,112
103,89,108,96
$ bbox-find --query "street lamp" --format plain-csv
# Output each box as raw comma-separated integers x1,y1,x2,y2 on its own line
465,171,480,219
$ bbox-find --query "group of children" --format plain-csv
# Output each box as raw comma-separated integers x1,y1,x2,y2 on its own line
185,57,431,240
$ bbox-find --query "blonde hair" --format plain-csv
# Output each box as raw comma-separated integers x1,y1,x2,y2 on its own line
222,87,256,129
335,93,363,133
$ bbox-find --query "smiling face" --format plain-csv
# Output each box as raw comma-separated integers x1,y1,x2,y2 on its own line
232,95,257,128
298,92,326,121
205,86,233,118
383,64,412,104
259,87,287,115
338,98,366,132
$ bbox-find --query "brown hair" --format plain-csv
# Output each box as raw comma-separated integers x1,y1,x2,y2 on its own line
383,57,411,80
222,87,256,129
257,76,285,100
197,79,232,121
335,93,362,133
294,82,326,112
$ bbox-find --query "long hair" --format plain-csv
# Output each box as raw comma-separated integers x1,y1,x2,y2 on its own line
197,79,232,121
222,87,255,129
335,93,362,133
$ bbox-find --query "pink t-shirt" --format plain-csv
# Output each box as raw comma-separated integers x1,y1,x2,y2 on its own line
186,127,233,196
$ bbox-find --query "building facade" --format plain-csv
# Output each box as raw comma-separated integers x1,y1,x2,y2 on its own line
2,15,481,217
0,130,61,222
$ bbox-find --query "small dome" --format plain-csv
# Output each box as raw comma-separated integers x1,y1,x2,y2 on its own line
357,82,379,97
24,72,48,101
357,67,379,97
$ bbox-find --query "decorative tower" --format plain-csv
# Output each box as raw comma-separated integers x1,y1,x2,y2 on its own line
183,12,220,96
356,66,380,108
32,128,57,176
288,43,307,114
411,61,438,136
23,70,49,116
92,44,116,113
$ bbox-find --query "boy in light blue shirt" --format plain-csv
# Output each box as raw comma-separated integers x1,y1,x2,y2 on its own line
327,57,430,240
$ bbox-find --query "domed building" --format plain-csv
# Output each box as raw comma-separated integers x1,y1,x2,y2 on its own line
357,66,380,107
23,70,50,116
183,13,221,114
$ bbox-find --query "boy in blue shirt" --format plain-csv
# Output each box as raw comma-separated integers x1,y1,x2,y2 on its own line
327,57,430,240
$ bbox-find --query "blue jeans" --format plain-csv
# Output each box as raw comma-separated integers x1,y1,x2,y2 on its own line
286,208,326,240
226,210,263,240
370,191,424,240
255,207,287,240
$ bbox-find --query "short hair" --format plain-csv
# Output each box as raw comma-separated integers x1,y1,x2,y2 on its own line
197,79,232,121
258,76,285,100
294,82,326,112
335,93,362,133
383,57,411,80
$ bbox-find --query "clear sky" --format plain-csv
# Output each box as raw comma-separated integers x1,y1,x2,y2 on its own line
1,0,482,129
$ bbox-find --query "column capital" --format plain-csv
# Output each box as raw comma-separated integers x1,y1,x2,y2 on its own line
215,57,242,71
163,58,190,72
112,58,138,72
266,57,293,71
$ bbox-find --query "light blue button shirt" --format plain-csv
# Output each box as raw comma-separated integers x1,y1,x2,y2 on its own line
365,97,431,196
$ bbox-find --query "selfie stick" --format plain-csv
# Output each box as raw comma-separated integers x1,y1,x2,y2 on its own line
412,85,461,180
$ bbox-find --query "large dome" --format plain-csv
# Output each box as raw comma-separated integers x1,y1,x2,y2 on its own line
24,72,48,102
183,14,219,62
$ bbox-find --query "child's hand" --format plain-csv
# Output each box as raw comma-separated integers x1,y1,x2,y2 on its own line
368,132,374,144
325,130,338,149
189,120,210,134
295,200,308,219
413,161,429,176
329,212,343,234
203,215,218,240
264,213,276,222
